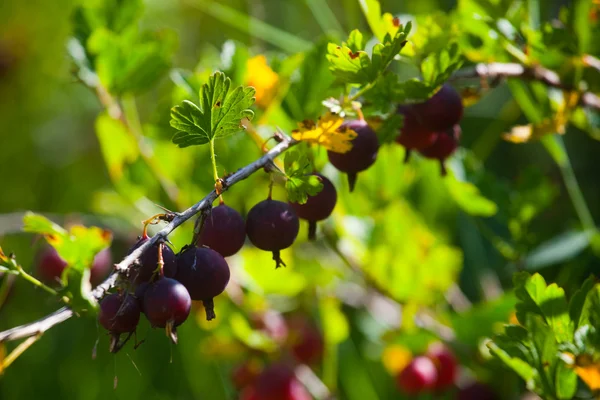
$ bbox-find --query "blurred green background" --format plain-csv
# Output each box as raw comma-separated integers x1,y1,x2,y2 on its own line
1,0,599,399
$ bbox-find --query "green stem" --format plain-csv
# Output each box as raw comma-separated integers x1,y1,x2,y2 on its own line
16,265,62,299
347,81,376,104
209,139,223,202
542,135,596,232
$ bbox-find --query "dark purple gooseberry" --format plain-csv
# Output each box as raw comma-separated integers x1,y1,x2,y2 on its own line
98,293,141,334
457,382,499,400
290,173,337,240
327,119,379,192
246,199,299,269
37,247,112,287
196,204,246,257
128,236,177,284
143,277,191,329
134,281,149,313
412,84,464,132
175,246,230,321
419,124,461,176
395,105,438,162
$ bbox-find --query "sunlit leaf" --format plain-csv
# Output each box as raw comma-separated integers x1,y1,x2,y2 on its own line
170,72,256,147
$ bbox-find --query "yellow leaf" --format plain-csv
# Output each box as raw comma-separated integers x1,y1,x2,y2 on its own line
503,119,565,143
292,112,358,153
575,354,600,391
245,55,279,108
382,344,412,375
381,13,401,37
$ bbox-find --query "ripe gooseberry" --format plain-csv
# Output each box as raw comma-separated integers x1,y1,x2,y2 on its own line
246,199,299,268
327,119,379,192
98,293,141,334
412,84,464,132
175,246,230,320
143,277,191,329
196,203,246,257
290,173,337,240
419,124,461,176
255,363,311,400
396,356,438,395
37,247,112,287
457,382,498,400
288,316,324,365
128,236,177,284
231,359,263,390
426,342,458,390
395,105,438,162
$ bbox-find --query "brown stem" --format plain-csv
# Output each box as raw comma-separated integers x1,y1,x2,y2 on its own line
450,62,600,110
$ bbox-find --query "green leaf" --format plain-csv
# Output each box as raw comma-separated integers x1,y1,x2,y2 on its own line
284,149,323,204
326,25,410,84
357,0,386,40
525,230,594,271
446,178,498,217
229,312,278,352
579,285,600,330
375,113,403,144
488,340,537,383
22,213,112,311
569,276,596,329
555,359,578,400
451,294,517,344
95,113,139,181
283,40,335,121
320,298,349,344
420,42,464,88
88,27,176,95
346,29,365,52
527,314,558,396
515,272,574,343
23,212,67,237
170,72,256,148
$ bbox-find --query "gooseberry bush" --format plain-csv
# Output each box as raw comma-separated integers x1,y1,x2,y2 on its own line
1,0,600,399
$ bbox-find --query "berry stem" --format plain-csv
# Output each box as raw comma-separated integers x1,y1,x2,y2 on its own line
272,250,287,269
439,161,447,177
308,221,317,241
156,243,165,279
347,173,358,192
209,139,224,203
267,176,274,200
203,298,216,321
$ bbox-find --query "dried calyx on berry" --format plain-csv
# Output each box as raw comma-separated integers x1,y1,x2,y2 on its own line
246,198,299,268
327,119,379,192
98,292,141,352
289,173,337,240
127,234,177,284
143,277,191,343
175,245,230,320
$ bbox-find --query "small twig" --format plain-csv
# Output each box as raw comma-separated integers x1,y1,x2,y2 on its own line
1,334,42,372
450,62,600,110
0,134,297,344
0,307,73,342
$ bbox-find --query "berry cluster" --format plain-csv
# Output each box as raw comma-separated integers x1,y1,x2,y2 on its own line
396,84,464,175
395,343,497,399
396,343,457,395
232,314,323,399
